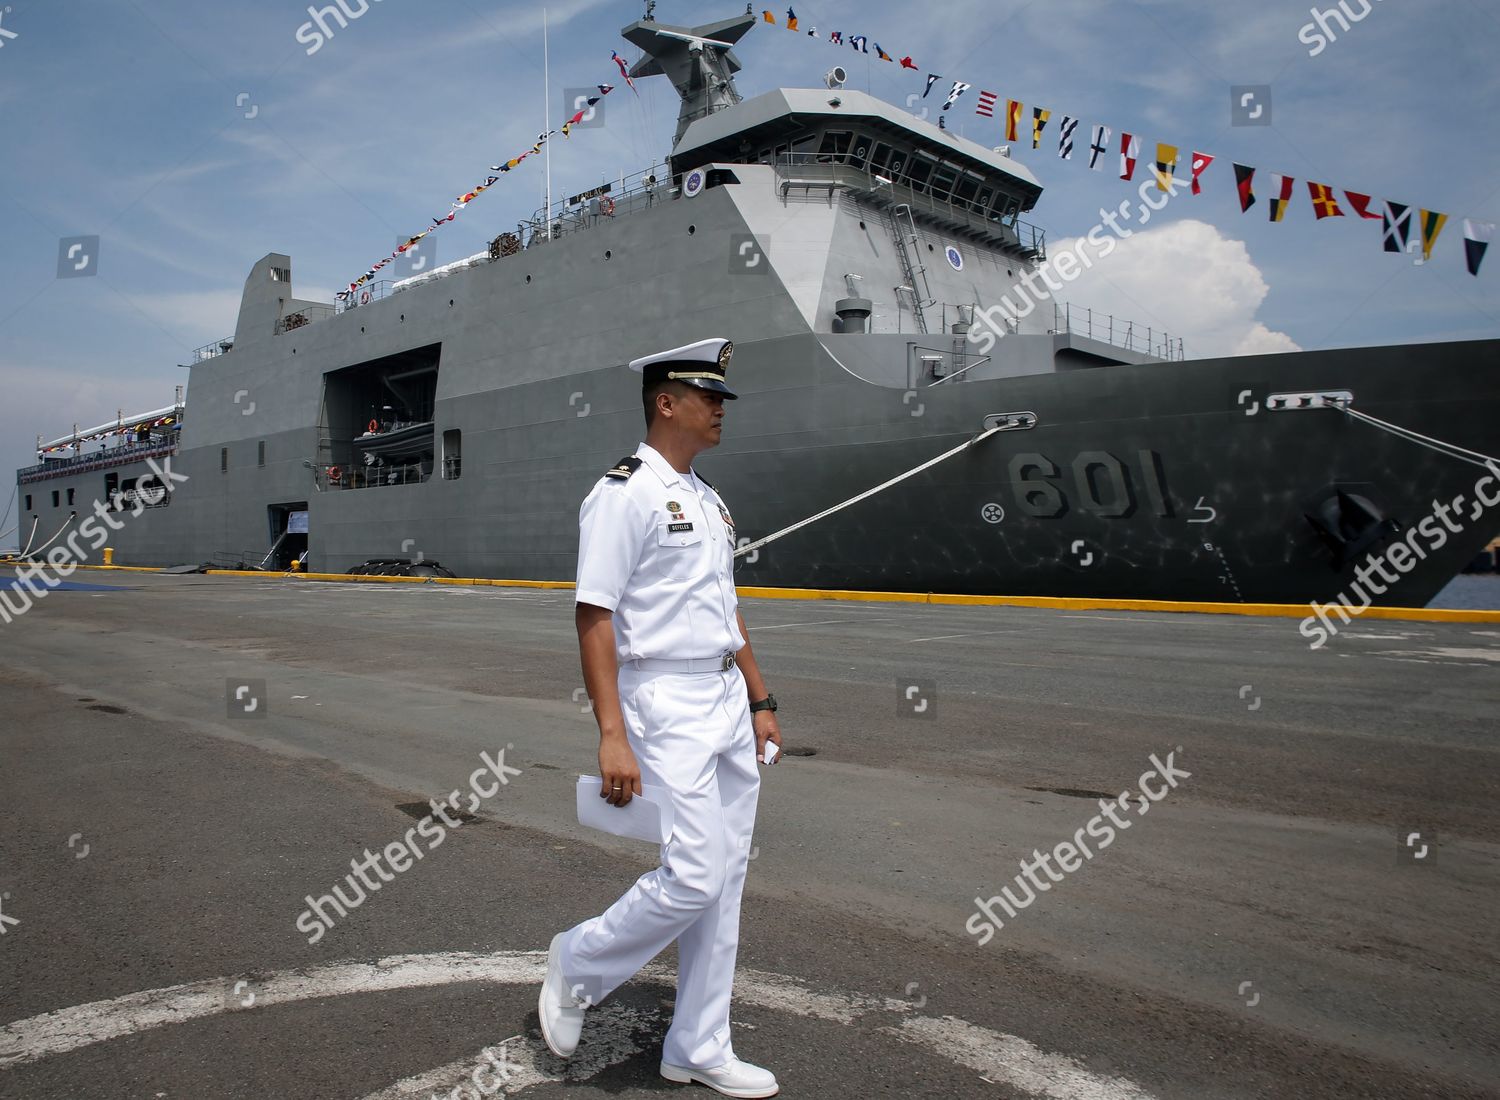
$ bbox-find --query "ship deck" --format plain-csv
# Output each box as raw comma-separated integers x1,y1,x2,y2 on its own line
1,571,1496,1099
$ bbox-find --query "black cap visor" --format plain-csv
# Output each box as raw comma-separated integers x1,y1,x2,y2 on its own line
682,376,738,399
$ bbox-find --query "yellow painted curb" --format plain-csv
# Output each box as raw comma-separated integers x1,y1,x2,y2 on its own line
734,586,1500,623
13,561,1498,623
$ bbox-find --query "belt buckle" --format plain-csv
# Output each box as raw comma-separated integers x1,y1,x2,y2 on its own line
721,654,735,671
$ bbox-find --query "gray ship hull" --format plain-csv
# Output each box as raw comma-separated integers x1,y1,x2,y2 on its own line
16,321,1499,607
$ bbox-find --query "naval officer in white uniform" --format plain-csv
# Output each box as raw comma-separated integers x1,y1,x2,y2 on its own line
539,338,782,1099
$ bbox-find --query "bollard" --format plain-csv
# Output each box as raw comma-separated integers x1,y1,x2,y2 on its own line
103,547,115,566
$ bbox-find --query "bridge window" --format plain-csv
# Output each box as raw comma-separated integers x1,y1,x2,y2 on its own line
931,166,958,201
67,488,75,506
849,138,870,171
52,490,60,507
904,156,934,194
868,142,895,174
817,131,852,162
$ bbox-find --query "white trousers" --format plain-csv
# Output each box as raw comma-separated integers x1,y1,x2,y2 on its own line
559,664,761,1069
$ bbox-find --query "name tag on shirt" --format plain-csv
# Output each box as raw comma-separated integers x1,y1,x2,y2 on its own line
668,521,694,533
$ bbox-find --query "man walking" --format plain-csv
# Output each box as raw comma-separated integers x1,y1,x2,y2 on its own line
539,338,782,1098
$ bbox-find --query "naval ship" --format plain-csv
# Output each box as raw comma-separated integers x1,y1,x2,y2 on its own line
11,11,1500,605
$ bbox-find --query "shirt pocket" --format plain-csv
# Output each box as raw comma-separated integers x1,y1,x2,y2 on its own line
655,521,704,580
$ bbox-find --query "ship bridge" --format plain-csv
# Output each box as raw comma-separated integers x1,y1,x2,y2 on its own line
624,11,1045,255
671,87,1046,257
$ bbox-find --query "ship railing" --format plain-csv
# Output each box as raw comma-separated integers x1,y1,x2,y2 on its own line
519,163,674,247
772,153,1046,259
19,438,179,483
324,464,431,491
212,549,268,571
336,280,395,313
276,303,336,334
190,336,235,362
111,484,172,511
1052,303,1184,362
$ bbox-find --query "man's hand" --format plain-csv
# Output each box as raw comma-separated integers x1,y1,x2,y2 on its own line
599,732,642,806
578,602,637,805
753,710,782,765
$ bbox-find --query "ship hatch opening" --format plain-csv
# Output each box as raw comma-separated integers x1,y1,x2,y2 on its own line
266,503,309,570
321,344,441,489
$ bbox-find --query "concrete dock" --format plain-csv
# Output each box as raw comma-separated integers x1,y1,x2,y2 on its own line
1,571,1496,1099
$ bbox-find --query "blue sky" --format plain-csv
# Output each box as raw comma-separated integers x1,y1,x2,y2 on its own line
3,0,1498,548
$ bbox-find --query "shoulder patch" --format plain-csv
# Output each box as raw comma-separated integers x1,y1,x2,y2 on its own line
604,455,643,480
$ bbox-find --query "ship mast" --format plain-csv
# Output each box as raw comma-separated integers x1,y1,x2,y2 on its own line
619,11,757,147
543,7,552,237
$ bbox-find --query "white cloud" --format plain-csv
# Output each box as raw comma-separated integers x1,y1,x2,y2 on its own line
1051,219,1301,358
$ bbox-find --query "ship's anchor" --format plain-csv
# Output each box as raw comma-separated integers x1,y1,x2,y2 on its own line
1304,489,1400,569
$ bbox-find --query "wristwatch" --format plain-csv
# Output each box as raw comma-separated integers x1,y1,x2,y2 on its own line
749,693,778,713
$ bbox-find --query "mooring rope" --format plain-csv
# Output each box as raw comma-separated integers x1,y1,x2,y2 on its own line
734,425,1004,559
14,516,41,558
26,514,78,558
1339,406,1499,471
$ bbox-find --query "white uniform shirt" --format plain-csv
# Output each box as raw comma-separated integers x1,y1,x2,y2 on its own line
575,443,745,662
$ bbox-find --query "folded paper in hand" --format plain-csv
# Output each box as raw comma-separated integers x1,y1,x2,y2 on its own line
576,776,675,844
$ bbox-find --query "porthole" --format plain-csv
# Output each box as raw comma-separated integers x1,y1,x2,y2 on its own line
605,250,612,260
449,299,454,307
399,314,405,322
526,274,532,284
688,224,696,235
927,243,935,252
859,220,866,229
360,326,365,333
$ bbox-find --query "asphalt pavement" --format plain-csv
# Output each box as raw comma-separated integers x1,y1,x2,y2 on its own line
1,571,1496,1099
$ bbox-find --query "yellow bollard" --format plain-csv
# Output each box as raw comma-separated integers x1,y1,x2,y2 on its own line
103,548,115,566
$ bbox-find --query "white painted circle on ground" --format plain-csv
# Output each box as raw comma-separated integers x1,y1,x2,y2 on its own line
0,950,1154,1099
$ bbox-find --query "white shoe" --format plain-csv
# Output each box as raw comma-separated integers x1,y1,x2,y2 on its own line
537,932,586,1057
661,1056,779,1098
